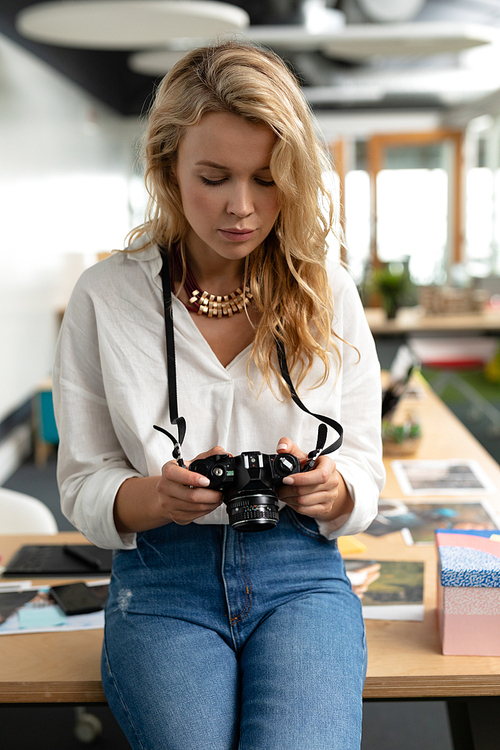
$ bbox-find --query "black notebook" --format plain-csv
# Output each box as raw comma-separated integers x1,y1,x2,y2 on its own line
2,544,113,577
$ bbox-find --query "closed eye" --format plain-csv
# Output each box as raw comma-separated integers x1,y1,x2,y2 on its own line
200,176,275,187
200,176,227,186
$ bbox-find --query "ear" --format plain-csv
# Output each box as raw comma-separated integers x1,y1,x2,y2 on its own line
169,166,178,187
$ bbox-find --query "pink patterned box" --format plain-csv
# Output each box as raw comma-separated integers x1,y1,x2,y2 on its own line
436,529,500,656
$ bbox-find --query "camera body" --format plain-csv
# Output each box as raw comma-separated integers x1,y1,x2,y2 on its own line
190,451,301,532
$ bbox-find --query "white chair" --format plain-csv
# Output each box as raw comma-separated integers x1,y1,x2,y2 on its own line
0,487,58,534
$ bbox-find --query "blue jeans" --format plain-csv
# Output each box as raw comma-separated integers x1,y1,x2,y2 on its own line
101,507,366,750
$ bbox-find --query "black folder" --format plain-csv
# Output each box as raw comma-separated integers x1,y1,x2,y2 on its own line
2,544,113,577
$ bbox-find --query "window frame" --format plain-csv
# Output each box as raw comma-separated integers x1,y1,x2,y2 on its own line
366,129,464,273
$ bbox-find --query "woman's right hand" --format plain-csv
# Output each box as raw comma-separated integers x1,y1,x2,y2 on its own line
155,447,228,526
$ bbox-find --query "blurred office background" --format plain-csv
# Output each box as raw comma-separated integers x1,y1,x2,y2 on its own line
3,0,500,747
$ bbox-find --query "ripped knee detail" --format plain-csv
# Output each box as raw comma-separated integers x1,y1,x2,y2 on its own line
115,588,133,616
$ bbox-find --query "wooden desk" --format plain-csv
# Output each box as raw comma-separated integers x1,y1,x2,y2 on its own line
0,531,105,704
1,380,500,746
365,305,500,337
364,377,500,700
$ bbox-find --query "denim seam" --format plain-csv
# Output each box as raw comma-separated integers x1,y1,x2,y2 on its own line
221,526,239,652
288,508,323,540
102,629,148,750
229,535,252,626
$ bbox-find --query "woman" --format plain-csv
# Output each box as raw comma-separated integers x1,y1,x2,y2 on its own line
53,42,385,750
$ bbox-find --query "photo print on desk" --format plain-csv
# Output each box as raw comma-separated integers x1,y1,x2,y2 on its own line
0,590,36,625
345,559,424,621
392,459,497,496
0,581,109,635
366,498,500,544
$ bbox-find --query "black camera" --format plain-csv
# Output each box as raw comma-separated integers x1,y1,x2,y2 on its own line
190,451,301,532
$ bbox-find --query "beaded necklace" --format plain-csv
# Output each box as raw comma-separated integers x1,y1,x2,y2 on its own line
172,247,252,318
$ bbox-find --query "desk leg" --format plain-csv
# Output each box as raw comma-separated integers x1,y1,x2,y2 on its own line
447,698,500,750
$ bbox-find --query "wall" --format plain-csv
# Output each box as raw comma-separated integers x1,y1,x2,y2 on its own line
0,33,143,430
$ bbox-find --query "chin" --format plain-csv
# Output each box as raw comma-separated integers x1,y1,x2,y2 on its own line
215,241,260,260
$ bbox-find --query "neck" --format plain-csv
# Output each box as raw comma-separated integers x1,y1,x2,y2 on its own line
184,252,245,295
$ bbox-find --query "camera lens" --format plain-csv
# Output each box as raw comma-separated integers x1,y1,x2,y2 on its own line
225,491,279,532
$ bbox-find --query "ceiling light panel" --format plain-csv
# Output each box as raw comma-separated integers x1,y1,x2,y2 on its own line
129,20,500,77
16,1,249,49
321,22,500,60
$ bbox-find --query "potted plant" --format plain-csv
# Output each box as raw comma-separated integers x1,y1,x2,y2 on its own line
370,262,413,319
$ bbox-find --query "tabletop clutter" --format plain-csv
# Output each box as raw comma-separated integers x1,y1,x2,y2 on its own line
419,286,489,316
436,529,500,656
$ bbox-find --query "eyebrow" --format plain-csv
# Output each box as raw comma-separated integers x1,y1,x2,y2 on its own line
195,160,271,171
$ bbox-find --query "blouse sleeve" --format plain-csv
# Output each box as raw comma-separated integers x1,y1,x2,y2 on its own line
53,267,140,550
315,263,385,540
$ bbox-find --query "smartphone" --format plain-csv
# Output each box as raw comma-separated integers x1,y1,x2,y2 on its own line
49,582,103,616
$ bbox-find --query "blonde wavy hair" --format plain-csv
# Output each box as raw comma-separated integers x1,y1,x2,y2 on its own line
129,41,342,398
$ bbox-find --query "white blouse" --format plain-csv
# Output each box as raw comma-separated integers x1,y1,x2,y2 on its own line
53,244,385,549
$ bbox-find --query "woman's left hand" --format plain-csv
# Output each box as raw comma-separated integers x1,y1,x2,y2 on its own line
276,437,353,523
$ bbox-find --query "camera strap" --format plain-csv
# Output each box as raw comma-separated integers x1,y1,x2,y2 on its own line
275,340,343,470
154,253,187,467
155,253,343,471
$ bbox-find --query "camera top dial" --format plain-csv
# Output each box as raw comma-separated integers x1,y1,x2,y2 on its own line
272,453,300,478
190,454,233,491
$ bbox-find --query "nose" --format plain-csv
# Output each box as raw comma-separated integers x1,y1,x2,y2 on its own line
227,181,253,217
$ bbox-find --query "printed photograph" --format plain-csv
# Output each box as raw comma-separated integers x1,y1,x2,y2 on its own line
365,498,498,543
344,559,425,621
392,459,496,495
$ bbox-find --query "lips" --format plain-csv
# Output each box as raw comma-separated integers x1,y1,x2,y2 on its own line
219,228,256,241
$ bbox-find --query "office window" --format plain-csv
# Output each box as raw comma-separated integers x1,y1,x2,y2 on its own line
375,142,451,285
321,169,341,260
329,132,463,288
465,123,500,277
345,169,370,284
466,166,494,276
495,166,500,275
363,131,463,289
377,162,448,284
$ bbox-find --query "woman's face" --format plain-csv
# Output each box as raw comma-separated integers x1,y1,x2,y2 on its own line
175,112,280,270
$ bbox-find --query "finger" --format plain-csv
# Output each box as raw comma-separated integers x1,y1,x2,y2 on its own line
178,484,223,506
276,437,308,461
285,499,335,518
183,447,231,486
282,456,335,487
282,486,336,509
161,460,212,488
159,486,223,520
